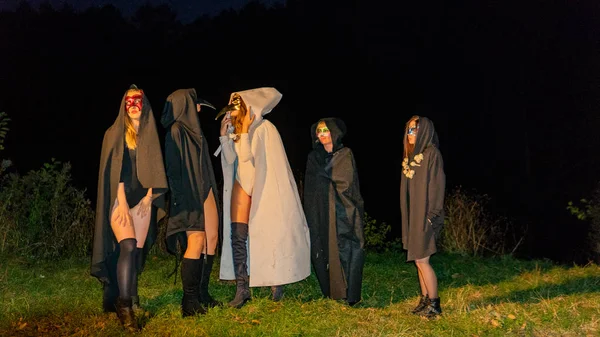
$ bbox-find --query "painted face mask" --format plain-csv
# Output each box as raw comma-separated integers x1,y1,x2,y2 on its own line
407,125,419,136
125,93,143,112
317,126,330,138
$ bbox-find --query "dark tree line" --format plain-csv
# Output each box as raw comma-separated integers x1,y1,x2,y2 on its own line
1,0,599,263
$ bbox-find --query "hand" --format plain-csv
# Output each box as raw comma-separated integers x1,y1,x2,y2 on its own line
137,195,152,218
220,112,231,137
241,105,255,133
112,201,132,227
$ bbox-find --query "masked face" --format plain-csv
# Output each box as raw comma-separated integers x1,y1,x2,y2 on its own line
216,93,245,120
316,122,332,147
125,90,143,120
407,120,418,145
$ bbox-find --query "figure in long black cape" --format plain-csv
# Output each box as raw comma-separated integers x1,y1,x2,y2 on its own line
161,88,222,316
303,117,365,305
91,85,167,330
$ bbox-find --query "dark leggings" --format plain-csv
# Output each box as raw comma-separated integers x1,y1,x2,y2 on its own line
117,238,137,299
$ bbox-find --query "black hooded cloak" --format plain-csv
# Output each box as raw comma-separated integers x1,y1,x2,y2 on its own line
303,117,365,304
91,88,168,285
400,116,446,261
160,88,222,255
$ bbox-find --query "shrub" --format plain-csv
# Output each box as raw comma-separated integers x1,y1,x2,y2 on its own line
567,182,600,261
441,186,526,257
0,159,95,259
363,212,400,252
0,111,9,152
0,112,10,177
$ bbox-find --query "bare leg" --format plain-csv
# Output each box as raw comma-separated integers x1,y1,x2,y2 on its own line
416,266,428,296
129,201,151,249
185,231,206,259
111,199,135,242
415,256,438,298
203,189,219,255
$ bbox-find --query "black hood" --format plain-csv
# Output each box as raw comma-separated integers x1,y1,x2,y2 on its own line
161,88,215,131
161,88,199,131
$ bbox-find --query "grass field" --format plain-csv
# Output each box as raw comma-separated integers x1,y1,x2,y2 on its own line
1,251,599,336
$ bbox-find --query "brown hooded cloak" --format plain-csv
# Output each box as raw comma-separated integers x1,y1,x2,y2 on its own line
400,116,445,261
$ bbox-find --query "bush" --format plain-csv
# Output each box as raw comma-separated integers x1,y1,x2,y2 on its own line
567,182,600,261
441,186,526,257
0,159,95,259
0,111,9,152
363,212,400,252
0,112,10,177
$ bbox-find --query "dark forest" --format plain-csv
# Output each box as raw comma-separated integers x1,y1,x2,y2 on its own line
1,0,599,264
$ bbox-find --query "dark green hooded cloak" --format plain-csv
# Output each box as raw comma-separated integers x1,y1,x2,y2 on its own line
303,117,365,304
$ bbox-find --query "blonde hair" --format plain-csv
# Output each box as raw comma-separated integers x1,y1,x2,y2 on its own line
231,98,248,142
124,89,142,150
403,115,419,159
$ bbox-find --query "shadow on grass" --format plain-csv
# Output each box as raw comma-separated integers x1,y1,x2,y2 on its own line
359,249,559,308
472,275,600,307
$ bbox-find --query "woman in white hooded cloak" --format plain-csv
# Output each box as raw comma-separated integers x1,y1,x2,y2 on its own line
214,87,311,308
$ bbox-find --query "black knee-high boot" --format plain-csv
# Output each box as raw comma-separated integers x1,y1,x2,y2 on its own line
199,254,222,307
181,258,206,317
229,222,251,308
102,252,119,313
115,238,138,331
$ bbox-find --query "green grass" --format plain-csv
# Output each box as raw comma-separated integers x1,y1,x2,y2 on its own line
1,252,599,336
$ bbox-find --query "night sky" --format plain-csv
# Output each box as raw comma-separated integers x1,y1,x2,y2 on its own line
1,0,599,264
0,0,285,22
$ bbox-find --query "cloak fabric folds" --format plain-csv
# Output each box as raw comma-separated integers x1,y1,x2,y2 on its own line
91,89,168,285
161,88,222,255
400,116,446,261
303,117,365,303
217,87,311,287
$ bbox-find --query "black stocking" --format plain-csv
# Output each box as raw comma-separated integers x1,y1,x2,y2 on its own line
117,238,137,300
131,248,141,298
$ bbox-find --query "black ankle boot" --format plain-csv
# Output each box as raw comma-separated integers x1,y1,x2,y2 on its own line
420,297,442,318
181,258,207,317
115,297,139,331
229,223,251,309
411,294,430,314
271,285,284,302
199,254,222,308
